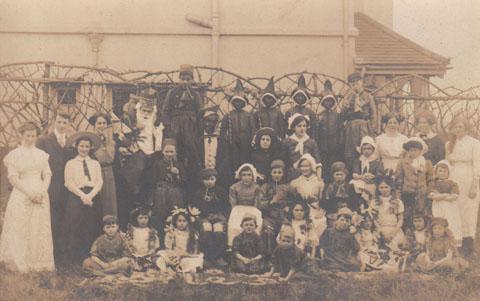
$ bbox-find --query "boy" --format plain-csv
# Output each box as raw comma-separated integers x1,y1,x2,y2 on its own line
319,207,361,272
83,215,133,277
192,168,229,268
231,214,266,274
254,77,285,138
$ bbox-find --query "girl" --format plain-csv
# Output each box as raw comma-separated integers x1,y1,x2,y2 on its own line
404,214,428,267
351,136,384,198
64,132,103,264
323,161,357,214
283,113,322,181
428,160,462,246
284,201,317,257
375,113,408,174
259,160,290,256
151,139,185,240
227,164,264,247
157,209,203,274
371,176,405,252
415,109,445,165
124,207,160,271
446,115,480,257
0,122,54,272
231,214,266,274
355,215,385,271
416,218,469,275
89,112,118,217
249,127,285,182
395,137,433,227
290,154,324,205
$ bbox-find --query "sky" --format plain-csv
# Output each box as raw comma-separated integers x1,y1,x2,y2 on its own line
393,0,480,90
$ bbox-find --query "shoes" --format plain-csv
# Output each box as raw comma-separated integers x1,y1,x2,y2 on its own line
215,258,228,267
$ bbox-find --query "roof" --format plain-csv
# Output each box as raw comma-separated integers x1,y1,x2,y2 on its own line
354,13,450,76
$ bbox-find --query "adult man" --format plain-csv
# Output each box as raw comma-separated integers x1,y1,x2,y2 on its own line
36,110,74,265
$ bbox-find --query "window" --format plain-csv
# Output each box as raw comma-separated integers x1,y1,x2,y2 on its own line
51,82,80,105
110,84,137,118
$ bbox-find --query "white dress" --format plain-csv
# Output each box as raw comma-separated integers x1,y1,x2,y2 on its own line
0,146,54,272
376,133,408,173
446,135,480,238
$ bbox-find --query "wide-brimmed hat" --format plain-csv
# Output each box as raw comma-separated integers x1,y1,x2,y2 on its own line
403,137,428,154
66,131,102,151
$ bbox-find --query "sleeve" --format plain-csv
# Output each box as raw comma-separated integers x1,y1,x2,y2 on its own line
64,160,78,193
352,159,361,175
437,138,446,164
258,235,267,256
397,199,405,214
257,184,270,210
309,140,321,167
394,160,404,191
473,138,480,179
41,153,52,177
319,229,330,248
121,237,132,257
277,110,286,139
229,184,238,207
90,160,103,197
90,237,101,257
232,235,241,254
161,89,173,126
427,181,438,194
164,231,175,251
254,186,265,208
3,151,19,178
425,160,434,186
351,234,361,254
451,181,460,195
375,160,385,177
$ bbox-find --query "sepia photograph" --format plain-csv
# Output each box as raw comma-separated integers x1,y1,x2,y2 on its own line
0,0,479,300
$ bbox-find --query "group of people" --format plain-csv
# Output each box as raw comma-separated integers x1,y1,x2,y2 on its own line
0,65,478,282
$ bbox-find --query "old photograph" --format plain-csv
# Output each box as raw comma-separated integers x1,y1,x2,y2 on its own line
0,0,479,300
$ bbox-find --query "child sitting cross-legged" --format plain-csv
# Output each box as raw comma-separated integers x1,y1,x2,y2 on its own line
124,207,160,271
156,208,203,275
403,214,428,268
416,217,469,275
319,207,361,272
231,213,267,275
83,215,133,277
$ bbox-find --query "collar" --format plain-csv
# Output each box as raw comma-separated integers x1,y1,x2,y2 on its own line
203,131,218,137
54,128,65,139
75,155,92,161
301,174,316,181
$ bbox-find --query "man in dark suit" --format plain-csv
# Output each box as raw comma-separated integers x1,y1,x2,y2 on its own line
36,111,73,266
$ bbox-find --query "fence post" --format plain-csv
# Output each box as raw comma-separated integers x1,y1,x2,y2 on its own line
41,63,51,130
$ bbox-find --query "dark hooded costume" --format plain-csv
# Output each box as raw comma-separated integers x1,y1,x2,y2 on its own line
284,75,317,137
253,77,286,139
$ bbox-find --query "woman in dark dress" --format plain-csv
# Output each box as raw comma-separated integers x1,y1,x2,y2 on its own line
249,127,285,182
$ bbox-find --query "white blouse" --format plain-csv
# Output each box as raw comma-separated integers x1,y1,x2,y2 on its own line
446,135,480,179
376,133,408,171
64,155,103,197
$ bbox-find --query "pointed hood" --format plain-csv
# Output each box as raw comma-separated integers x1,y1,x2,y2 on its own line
291,74,310,100
229,79,248,104
260,77,279,107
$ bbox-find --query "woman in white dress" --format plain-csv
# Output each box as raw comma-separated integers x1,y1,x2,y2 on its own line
0,122,55,272
446,116,480,257
376,113,408,175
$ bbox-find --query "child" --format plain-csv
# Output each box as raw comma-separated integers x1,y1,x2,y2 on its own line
254,77,286,139
64,132,103,264
192,168,229,267
151,139,185,240
285,75,317,137
404,214,428,267
124,207,160,271
250,127,286,182
371,176,405,252
323,161,357,214
355,215,385,271
284,201,318,257
220,79,257,181
351,136,384,198
427,160,462,246
395,137,434,228
265,224,308,282
259,160,291,256
157,209,203,274
290,154,324,204
316,93,343,180
231,214,267,274
227,164,264,247
83,215,133,277
319,207,361,272
284,113,322,180
416,217,469,275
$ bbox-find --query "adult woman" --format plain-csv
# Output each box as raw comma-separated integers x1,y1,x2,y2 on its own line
63,132,103,264
375,113,408,174
89,112,117,217
0,122,54,272
249,127,285,182
415,109,445,165
446,115,480,257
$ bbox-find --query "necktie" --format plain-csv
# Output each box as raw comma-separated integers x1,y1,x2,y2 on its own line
83,159,92,182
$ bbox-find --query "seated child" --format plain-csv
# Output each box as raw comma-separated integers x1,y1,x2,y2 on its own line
351,136,384,198
404,214,428,268
124,207,160,271
259,160,290,256
427,160,462,246
227,163,264,247
192,168,229,267
282,201,319,257
323,161,358,214
83,215,133,277
319,207,361,272
266,224,308,282
290,154,324,204
371,176,405,252
157,209,203,274
231,214,267,274
416,217,469,275
355,215,385,271
394,137,433,228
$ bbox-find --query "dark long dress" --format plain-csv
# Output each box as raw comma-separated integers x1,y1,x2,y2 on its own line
253,106,286,139
316,109,343,179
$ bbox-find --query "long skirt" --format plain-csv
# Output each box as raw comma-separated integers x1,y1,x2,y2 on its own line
432,200,463,246
227,206,263,247
64,187,102,264
99,165,118,217
151,182,184,243
344,119,371,168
